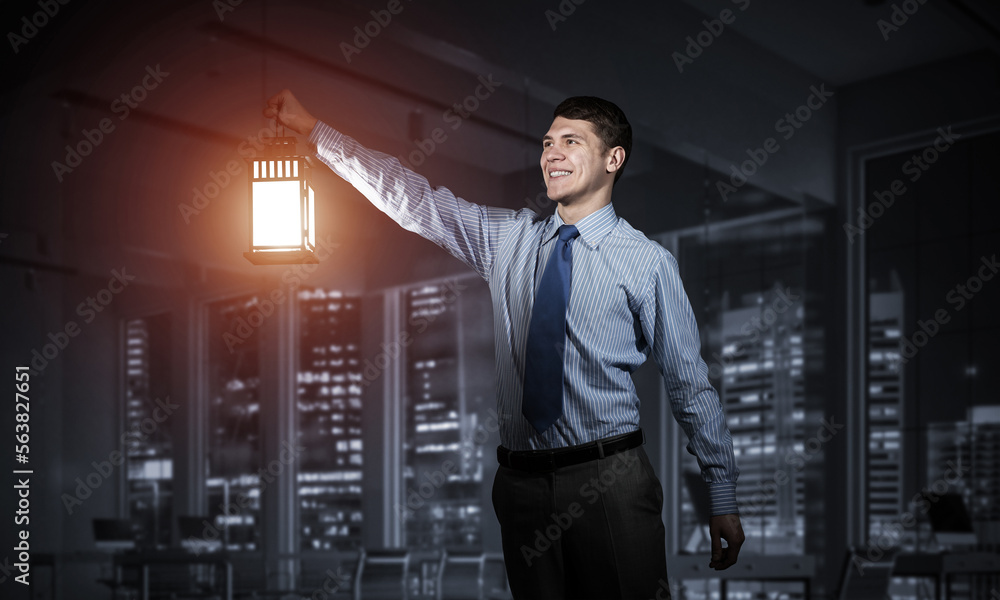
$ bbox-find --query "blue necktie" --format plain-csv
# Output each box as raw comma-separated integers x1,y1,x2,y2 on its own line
522,224,580,434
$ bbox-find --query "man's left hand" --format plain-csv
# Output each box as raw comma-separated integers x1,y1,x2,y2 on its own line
708,513,745,570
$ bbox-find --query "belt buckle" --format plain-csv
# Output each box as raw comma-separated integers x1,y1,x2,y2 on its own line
515,452,541,472
517,450,556,472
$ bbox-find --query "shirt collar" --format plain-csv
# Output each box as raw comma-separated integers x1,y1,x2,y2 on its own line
545,202,618,250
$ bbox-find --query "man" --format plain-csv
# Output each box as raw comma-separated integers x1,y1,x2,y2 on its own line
264,89,744,599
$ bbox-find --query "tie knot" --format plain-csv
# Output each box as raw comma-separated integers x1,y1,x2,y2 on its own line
557,224,580,243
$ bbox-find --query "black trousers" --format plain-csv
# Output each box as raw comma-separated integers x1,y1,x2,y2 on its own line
492,445,671,600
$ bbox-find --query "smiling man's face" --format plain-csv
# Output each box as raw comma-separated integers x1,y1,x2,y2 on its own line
541,116,618,206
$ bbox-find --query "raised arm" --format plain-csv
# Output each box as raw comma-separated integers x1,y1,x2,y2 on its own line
264,89,521,279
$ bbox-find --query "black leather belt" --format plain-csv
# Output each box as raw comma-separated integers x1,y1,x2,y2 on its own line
497,429,644,473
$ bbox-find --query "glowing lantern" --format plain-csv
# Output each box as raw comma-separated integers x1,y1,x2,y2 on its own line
244,137,317,265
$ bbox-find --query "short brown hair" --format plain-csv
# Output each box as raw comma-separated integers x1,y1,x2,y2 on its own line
553,96,632,184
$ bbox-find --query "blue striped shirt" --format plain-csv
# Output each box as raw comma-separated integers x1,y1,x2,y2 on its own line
309,122,739,515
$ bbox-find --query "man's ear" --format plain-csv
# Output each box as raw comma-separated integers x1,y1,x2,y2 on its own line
606,146,626,176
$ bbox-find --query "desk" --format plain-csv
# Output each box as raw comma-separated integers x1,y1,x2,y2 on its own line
668,554,814,599
33,551,113,600
114,550,233,600
894,552,1000,600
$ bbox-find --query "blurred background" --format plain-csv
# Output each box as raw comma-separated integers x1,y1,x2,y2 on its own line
1,0,998,598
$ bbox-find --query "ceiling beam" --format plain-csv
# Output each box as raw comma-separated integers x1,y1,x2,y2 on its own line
202,21,538,146
933,0,1000,57
50,89,243,148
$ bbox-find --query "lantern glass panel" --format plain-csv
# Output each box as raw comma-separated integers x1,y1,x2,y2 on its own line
307,184,316,248
252,180,302,247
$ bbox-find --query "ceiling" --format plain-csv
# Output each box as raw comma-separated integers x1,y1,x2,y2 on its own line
1,0,997,283
675,0,996,86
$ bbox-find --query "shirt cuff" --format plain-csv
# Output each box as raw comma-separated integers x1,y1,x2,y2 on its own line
306,120,342,154
708,481,739,516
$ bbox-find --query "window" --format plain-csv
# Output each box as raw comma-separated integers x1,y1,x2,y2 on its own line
205,295,264,551
401,277,490,549
297,288,364,551
863,129,1000,556
653,192,831,599
123,314,173,546
671,211,825,559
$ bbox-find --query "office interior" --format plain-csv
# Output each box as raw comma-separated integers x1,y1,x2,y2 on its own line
1,0,999,598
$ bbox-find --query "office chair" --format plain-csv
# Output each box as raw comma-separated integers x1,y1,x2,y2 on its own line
480,553,511,600
438,550,481,600
438,551,512,600
835,545,896,600
93,518,140,552
353,548,409,600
